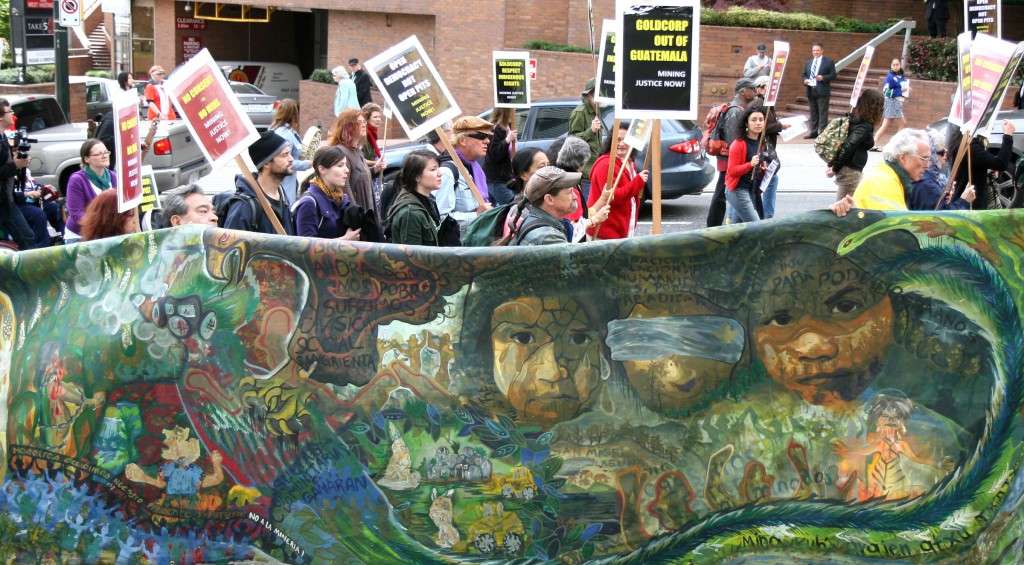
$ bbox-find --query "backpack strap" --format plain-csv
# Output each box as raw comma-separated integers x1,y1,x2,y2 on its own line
512,213,560,245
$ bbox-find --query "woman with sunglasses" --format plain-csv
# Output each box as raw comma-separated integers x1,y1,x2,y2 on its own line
909,131,975,210
65,139,118,244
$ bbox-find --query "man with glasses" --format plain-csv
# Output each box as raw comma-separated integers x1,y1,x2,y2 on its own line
436,116,493,234
830,129,932,214
144,65,177,121
0,99,34,249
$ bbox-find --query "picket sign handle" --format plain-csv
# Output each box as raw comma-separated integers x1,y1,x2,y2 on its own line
608,146,635,201
234,154,287,235
379,114,390,188
651,119,662,235
435,127,488,210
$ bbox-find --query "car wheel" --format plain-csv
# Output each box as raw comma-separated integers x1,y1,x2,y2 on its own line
989,168,1023,209
504,532,523,554
474,533,496,553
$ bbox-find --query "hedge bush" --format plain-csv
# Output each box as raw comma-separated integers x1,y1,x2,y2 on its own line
523,40,593,54
702,7,835,30
907,37,957,81
85,70,113,79
308,68,334,84
0,65,55,85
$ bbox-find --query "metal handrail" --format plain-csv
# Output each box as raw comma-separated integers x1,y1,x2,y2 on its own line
835,19,918,72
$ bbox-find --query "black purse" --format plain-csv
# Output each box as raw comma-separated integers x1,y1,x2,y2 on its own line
436,215,462,247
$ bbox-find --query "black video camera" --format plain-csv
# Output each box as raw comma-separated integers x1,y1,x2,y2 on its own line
13,128,37,160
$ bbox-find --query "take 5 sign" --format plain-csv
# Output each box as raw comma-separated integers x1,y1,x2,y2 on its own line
112,90,142,213
164,48,259,170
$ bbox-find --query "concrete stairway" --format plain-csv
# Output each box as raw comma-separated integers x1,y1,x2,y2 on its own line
88,22,111,70
783,66,885,121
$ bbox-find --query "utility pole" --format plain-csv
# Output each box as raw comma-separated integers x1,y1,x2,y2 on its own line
53,1,70,118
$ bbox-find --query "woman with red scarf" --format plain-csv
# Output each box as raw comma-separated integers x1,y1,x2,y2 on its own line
361,103,386,211
586,122,649,240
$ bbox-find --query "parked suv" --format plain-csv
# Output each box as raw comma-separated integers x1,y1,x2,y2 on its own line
9,94,210,194
381,98,715,200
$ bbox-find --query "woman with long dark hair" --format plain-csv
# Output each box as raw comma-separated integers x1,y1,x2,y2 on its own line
724,107,766,224
828,89,884,199
385,150,445,246
872,59,910,149
293,145,361,240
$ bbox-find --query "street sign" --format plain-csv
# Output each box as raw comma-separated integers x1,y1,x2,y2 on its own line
11,0,56,67
58,0,80,27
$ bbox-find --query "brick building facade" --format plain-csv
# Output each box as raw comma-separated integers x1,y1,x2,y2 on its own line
142,0,1022,128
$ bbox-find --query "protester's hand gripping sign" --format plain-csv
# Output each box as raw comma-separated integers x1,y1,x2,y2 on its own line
493,51,531,108
615,0,700,120
594,19,617,105
763,40,789,108
849,45,874,108
365,36,462,142
164,48,259,170
112,89,142,213
165,48,282,234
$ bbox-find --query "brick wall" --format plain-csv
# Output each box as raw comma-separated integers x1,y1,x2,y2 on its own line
172,5,301,65
504,0,570,49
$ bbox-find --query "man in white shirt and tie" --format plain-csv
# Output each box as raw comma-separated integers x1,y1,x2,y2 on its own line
801,44,836,139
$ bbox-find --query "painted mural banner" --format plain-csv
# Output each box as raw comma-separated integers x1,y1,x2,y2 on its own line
1,210,1024,563
615,0,700,119
594,19,617,105
365,35,462,142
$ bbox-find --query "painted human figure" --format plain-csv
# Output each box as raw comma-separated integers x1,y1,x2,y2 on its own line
377,434,421,490
429,488,460,548
124,426,224,509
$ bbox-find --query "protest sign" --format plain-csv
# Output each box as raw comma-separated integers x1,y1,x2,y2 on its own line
849,46,874,107
493,51,530,108
112,89,142,213
964,34,1022,135
623,118,653,151
594,19,617,105
164,48,259,170
138,166,161,215
949,33,974,126
615,0,700,119
965,0,1001,38
365,36,462,142
764,40,789,108
973,41,1024,136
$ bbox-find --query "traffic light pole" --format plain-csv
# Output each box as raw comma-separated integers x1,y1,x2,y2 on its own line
53,3,70,118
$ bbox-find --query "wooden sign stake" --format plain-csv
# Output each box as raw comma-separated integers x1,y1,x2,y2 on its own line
234,154,287,235
436,127,489,210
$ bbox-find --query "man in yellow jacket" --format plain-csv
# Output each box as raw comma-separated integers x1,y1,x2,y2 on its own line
830,129,932,215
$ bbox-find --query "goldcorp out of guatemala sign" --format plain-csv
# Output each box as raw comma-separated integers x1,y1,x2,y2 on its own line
365,36,461,141
492,51,531,108
164,48,260,170
615,0,700,120
112,89,142,213
594,19,617,105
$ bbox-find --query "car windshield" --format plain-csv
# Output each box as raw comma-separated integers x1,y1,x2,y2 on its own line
12,99,66,132
231,83,264,95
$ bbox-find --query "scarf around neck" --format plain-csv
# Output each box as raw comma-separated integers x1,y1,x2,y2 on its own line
455,149,489,202
366,125,381,158
85,167,112,190
311,176,346,203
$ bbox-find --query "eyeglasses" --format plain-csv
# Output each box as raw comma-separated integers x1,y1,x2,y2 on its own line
467,132,493,141
936,149,947,157
89,150,111,158
913,153,931,162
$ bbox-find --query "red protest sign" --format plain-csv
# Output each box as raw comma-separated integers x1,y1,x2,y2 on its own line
849,46,874,107
763,40,789,107
112,90,142,213
164,48,259,170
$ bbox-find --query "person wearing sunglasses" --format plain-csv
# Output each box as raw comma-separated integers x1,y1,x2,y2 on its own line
65,139,118,243
435,116,493,237
908,130,976,210
144,65,177,121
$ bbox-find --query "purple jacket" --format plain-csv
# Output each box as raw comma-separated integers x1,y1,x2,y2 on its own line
66,168,117,235
294,183,350,239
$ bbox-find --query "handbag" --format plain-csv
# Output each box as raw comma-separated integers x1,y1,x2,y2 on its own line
437,215,462,247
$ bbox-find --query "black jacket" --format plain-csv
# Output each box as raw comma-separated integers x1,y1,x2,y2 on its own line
0,134,18,207
925,0,949,20
802,56,837,97
483,124,514,183
223,175,295,235
953,134,1013,207
831,116,875,172
353,70,372,107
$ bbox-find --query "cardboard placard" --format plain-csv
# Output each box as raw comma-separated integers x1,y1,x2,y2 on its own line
164,48,260,170
973,41,1024,136
493,51,531,108
615,0,700,120
763,40,790,108
594,19,617,105
964,34,1022,135
112,89,143,213
965,0,1001,38
950,32,973,126
849,46,874,107
365,36,462,142
623,118,653,151
138,166,161,215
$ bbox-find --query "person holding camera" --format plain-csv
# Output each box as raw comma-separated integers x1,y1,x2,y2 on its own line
0,98,36,250
724,107,769,224
65,139,118,244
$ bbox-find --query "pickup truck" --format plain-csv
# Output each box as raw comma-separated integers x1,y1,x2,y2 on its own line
9,94,210,194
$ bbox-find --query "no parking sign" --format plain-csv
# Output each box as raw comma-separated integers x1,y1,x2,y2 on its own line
58,0,81,27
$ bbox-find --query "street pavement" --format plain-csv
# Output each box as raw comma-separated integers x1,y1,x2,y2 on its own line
197,140,883,233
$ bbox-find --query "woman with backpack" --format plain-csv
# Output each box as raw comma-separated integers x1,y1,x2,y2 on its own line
587,121,649,239
293,145,361,240
827,89,884,199
871,59,910,150
724,107,767,224
386,150,446,246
